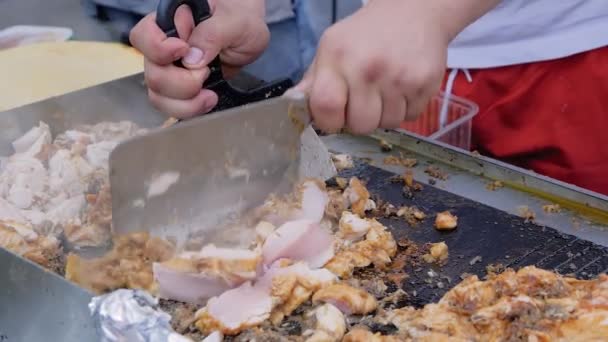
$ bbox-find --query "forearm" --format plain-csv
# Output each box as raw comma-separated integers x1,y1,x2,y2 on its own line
377,0,501,42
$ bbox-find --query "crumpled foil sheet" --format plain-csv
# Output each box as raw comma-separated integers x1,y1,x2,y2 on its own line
89,289,191,342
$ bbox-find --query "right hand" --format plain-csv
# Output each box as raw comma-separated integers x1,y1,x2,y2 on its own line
129,0,269,118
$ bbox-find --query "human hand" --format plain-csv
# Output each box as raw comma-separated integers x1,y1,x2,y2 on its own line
129,0,269,118
296,0,452,134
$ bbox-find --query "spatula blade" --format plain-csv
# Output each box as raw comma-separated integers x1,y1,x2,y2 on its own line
109,96,310,248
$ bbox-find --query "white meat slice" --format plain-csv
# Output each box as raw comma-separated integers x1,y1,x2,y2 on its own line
195,281,274,335
255,260,338,292
153,245,261,304
262,220,334,268
11,122,52,157
153,263,235,305
85,141,119,169
202,331,224,342
338,211,373,242
2,155,48,195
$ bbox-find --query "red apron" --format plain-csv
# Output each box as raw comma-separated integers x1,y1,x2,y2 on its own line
441,46,608,195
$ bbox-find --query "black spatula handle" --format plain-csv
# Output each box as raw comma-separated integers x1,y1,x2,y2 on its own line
155,0,293,113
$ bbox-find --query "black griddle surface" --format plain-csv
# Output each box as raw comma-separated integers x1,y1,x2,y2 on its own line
336,161,608,307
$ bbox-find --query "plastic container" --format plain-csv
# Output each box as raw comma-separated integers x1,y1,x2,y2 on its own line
399,91,479,150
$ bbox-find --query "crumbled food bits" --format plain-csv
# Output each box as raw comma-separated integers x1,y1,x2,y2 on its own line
396,206,426,226
434,211,458,230
422,242,449,264
383,154,417,168
424,165,448,180
379,139,393,152
403,170,414,188
162,117,179,128
543,204,561,213
331,154,354,171
304,303,346,342
335,177,348,189
486,180,504,191
469,255,483,266
517,206,536,222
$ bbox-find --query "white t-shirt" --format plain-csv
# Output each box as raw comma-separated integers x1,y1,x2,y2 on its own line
360,0,608,69
447,0,608,69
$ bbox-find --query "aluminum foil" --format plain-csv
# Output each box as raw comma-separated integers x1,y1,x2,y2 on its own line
89,289,191,342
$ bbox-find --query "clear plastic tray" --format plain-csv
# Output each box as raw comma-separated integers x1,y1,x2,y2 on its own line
399,92,479,150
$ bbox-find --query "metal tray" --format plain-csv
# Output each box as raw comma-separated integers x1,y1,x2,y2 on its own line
1,74,607,341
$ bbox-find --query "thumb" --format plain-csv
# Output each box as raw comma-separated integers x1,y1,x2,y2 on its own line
185,15,230,68
293,57,318,94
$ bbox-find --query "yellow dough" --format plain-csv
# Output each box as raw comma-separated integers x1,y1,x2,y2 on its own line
0,41,144,111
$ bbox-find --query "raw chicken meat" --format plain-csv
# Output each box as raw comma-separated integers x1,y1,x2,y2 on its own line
11,122,52,158
262,219,334,268
195,260,336,335
154,245,262,304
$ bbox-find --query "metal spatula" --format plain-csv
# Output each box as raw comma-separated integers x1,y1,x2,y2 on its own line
108,0,335,248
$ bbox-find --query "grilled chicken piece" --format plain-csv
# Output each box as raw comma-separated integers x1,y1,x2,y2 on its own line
434,211,457,230
342,177,371,217
196,260,336,335
387,266,608,341
155,245,262,304
342,328,400,342
422,242,449,264
312,283,377,315
325,189,347,220
325,218,397,278
0,219,60,268
262,219,334,268
66,232,175,294
331,154,354,170
304,304,346,342
337,211,373,242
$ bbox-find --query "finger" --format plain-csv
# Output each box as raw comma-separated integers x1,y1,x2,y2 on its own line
185,15,226,68
294,56,318,93
405,87,434,121
309,66,348,133
148,88,219,119
130,13,189,65
345,76,382,134
175,5,195,40
145,60,209,99
379,88,407,128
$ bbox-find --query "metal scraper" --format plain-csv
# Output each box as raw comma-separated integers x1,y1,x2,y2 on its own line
109,90,335,248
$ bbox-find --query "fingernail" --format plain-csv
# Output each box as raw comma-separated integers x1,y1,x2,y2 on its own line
183,47,204,65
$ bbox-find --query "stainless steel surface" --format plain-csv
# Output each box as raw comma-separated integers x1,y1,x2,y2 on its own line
0,248,99,341
109,92,325,247
0,74,166,154
1,71,607,342
322,131,608,247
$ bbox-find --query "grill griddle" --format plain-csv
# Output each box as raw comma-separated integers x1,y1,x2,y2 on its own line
336,161,608,308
